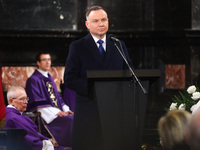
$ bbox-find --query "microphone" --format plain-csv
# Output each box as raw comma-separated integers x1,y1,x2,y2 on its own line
110,34,147,94
110,36,119,42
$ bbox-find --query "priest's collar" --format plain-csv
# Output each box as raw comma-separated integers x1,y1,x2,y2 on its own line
37,69,48,78
7,104,23,114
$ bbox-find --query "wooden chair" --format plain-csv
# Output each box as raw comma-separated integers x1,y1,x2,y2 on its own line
23,112,42,133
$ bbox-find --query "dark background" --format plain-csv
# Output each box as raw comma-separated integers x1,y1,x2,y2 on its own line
1,0,200,149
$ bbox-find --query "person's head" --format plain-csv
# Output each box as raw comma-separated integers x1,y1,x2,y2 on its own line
7,86,29,112
187,108,200,150
85,5,109,39
36,52,51,72
158,109,191,150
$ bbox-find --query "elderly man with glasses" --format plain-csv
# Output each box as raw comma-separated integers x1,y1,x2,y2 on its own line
3,86,70,150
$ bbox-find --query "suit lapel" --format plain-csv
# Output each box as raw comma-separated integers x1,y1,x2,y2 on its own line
104,35,116,68
85,34,104,66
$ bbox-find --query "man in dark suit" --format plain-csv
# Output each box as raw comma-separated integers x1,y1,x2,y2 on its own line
64,5,133,150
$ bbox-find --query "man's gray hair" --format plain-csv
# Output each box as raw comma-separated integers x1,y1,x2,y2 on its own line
85,5,105,20
7,86,25,104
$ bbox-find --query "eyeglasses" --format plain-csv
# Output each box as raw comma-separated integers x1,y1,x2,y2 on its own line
12,97,29,102
41,58,51,62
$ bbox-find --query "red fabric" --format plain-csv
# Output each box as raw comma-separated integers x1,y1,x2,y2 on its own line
0,69,6,121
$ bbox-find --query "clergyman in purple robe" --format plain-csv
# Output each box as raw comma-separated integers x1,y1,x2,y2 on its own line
25,52,74,147
3,86,71,150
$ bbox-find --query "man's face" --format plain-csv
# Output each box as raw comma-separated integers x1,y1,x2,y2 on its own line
85,9,109,39
9,89,28,112
37,54,51,72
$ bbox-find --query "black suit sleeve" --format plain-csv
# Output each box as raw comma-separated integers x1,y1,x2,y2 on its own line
64,41,88,96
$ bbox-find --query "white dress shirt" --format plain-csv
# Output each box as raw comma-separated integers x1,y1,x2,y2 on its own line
91,34,106,52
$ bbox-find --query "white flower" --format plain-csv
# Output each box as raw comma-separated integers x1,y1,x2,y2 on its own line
178,104,186,110
169,103,177,110
191,92,200,100
187,85,196,94
190,104,196,112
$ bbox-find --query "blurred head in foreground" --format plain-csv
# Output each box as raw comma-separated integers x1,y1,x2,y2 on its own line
158,109,191,150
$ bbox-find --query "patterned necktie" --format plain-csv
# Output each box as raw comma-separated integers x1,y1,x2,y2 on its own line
97,40,105,56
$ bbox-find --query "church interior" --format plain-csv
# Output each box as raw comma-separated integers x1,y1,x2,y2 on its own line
0,0,200,149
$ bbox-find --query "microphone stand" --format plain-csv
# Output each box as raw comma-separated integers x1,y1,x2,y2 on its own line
113,41,147,94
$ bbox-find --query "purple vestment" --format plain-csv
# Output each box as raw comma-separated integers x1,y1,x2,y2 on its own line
3,107,68,150
25,70,73,147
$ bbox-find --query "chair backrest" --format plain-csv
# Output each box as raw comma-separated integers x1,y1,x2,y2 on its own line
23,112,41,133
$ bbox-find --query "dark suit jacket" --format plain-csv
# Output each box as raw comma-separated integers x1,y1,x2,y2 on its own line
64,33,133,150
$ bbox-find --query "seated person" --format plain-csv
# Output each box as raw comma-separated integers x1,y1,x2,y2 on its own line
3,86,71,150
158,109,191,150
25,52,73,147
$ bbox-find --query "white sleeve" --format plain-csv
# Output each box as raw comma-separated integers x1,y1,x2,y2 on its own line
192,101,200,114
42,140,54,150
38,107,60,124
62,104,70,112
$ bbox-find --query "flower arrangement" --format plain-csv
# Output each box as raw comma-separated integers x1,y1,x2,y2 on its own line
169,85,200,113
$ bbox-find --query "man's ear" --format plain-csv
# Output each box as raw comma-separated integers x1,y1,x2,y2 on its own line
85,21,89,29
8,98,13,105
36,61,40,67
